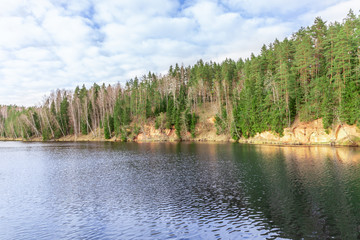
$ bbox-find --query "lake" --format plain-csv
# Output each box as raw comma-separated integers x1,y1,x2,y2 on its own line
0,141,360,239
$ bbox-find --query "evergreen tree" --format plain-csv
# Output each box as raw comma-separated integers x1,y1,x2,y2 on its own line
59,96,69,135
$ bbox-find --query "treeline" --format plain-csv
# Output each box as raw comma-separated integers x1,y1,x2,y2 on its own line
0,11,359,141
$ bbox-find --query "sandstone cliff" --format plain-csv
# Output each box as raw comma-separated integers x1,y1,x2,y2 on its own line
1,114,360,146
120,116,360,146
239,118,360,146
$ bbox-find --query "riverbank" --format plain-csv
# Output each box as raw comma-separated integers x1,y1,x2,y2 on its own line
239,118,360,146
1,117,360,146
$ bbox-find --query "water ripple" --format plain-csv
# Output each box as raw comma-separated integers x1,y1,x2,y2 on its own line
1,142,360,239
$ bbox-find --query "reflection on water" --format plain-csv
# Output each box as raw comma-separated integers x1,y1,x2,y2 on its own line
235,145,360,239
0,142,360,239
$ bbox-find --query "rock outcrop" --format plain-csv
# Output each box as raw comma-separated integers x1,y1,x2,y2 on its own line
2,115,359,146
239,118,360,146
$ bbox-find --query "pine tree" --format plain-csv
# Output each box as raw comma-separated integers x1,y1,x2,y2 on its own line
113,97,123,136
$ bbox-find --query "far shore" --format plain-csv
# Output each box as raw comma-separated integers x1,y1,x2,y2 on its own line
1,135,358,147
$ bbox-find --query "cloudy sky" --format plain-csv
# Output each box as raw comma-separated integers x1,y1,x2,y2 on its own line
0,0,359,106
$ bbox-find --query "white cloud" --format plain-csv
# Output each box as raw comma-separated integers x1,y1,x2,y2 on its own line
0,0,359,106
298,0,360,25
0,0,24,16
0,16,48,49
222,0,342,16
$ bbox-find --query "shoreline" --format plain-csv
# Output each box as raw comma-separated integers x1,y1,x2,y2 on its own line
1,118,359,147
0,136,358,147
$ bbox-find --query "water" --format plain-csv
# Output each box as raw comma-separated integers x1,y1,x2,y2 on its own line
0,141,360,239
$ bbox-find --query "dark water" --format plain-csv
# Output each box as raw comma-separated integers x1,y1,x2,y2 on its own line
1,142,360,239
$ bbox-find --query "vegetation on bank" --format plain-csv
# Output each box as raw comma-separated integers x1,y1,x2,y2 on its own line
0,11,359,141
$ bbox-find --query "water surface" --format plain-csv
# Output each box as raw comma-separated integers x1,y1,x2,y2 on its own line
0,141,360,239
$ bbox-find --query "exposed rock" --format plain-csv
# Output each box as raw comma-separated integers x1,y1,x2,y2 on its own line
207,117,216,124
136,125,178,142
239,118,360,146
2,115,359,146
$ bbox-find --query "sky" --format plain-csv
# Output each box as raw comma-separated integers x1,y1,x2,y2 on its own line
0,0,359,107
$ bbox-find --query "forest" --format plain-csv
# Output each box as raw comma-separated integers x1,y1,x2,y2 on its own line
0,11,359,141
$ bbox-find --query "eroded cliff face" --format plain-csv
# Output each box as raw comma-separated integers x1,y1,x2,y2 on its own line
2,114,359,146
239,118,360,146
134,116,230,142
104,117,360,145
129,116,360,146
135,125,179,142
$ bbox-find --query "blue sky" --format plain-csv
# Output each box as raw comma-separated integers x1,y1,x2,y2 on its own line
0,0,359,106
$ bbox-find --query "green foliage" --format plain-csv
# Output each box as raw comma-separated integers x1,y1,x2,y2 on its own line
81,119,88,135
32,112,41,131
104,125,110,139
215,107,228,135
145,98,153,118
54,129,62,139
133,124,140,136
120,127,128,142
114,97,131,137
59,96,69,135
190,113,198,138
109,115,114,132
104,114,113,139
42,127,51,141
113,97,122,136
165,96,174,129
50,101,56,116
155,113,166,130
174,107,181,140
185,109,198,138
155,118,160,129
185,110,192,131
